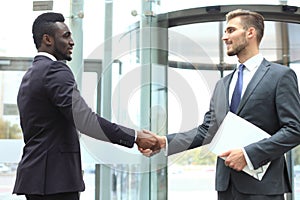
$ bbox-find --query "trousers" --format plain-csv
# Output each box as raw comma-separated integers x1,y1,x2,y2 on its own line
218,183,284,200
25,192,79,200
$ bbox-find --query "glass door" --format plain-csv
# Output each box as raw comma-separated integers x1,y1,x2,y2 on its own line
80,0,168,199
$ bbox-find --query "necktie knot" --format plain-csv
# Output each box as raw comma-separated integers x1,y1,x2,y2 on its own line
238,64,244,72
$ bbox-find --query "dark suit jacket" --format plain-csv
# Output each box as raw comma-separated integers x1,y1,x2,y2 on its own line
166,59,300,195
13,55,135,195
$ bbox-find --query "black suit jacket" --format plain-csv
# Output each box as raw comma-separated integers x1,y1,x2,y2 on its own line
13,55,135,195
166,59,300,195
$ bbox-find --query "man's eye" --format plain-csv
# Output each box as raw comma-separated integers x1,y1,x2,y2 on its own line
227,28,234,33
64,32,71,37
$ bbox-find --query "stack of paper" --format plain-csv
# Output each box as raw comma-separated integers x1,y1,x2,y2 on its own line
208,112,270,180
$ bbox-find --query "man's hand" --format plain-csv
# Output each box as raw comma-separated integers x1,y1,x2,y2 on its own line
135,130,160,152
219,149,247,171
138,129,166,157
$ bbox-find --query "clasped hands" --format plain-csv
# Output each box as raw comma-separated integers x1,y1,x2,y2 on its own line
135,130,247,171
135,130,165,156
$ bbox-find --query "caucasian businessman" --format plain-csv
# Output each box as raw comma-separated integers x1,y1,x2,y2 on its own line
141,9,300,200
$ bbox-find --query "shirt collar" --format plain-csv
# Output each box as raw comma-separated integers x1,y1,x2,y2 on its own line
36,52,57,61
238,53,263,71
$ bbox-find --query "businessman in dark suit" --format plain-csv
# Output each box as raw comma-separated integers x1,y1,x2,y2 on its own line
141,9,300,199
13,12,158,200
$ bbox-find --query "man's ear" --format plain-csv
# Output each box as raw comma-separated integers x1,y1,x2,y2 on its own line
42,34,53,46
247,27,256,39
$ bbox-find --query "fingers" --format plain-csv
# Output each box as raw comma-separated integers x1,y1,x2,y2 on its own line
220,149,246,171
142,129,152,134
138,148,160,157
136,129,167,157
142,130,167,149
139,148,153,157
218,150,230,158
136,130,160,151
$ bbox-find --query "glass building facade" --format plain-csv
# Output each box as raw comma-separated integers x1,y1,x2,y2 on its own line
1,0,300,199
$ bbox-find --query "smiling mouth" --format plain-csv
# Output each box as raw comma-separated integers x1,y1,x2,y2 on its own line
225,43,232,49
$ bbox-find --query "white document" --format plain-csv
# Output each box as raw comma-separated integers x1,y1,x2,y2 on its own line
208,112,270,181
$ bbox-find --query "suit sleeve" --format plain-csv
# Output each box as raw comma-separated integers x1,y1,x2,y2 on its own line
166,79,227,155
245,68,300,169
166,110,214,155
44,61,136,148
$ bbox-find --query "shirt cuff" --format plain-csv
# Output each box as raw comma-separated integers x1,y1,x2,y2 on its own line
242,148,254,170
163,136,168,156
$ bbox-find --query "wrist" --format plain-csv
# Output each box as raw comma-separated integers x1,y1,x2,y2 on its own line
135,130,141,144
158,136,166,148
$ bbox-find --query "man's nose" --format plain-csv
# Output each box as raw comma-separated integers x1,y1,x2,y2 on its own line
222,34,228,41
70,38,75,46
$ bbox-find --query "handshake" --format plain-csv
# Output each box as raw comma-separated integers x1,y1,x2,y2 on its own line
135,130,166,156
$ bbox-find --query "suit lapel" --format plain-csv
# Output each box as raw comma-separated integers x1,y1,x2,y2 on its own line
223,71,235,112
236,59,270,114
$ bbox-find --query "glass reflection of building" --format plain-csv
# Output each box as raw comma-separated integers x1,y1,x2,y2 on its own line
1,1,300,200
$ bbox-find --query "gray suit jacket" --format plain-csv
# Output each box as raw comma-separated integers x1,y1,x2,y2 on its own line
166,59,300,195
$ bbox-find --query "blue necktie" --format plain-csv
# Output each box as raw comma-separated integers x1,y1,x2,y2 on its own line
230,64,245,113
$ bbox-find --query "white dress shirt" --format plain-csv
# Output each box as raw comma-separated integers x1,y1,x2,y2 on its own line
229,53,263,170
229,54,263,104
36,52,57,61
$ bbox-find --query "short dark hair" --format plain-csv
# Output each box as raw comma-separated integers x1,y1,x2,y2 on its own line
226,9,264,44
32,12,65,49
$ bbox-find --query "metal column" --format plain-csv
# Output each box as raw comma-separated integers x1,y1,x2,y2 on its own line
69,0,84,89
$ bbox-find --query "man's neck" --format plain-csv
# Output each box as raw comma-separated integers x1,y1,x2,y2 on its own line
237,50,259,63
